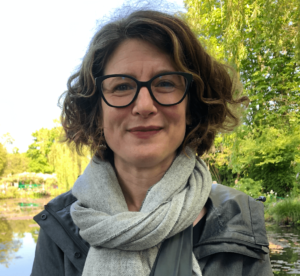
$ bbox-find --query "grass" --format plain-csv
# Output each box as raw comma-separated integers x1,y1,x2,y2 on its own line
265,197,300,226
0,187,68,200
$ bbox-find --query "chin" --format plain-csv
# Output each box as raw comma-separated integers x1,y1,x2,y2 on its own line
127,147,176,168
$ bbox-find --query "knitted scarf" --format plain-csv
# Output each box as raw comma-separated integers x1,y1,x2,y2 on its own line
70,147,212,276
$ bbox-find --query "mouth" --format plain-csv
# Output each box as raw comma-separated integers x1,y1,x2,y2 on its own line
128,126,163,132
128,126,163,139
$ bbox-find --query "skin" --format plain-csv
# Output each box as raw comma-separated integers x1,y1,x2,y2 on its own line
102,39,205,225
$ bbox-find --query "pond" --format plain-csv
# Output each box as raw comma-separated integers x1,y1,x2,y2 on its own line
0,198,299,275
0,198,50,276
267,223,300,275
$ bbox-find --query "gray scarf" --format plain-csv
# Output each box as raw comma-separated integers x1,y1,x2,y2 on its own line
70,147,212,276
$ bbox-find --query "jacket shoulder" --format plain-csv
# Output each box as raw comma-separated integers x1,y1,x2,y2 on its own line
209,183,251,205
202,183,269,248
33,189,89,274
194,184,272,274
46,190,77,212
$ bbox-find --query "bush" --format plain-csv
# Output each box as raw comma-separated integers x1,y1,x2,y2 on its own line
232,127,300,197
0,187,20,199
45,177,58,188
46,187,65,197
32,190,51,198
268,197,300,225
233,178,263,198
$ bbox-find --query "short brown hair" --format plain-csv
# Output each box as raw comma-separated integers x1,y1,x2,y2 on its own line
60,10,249,159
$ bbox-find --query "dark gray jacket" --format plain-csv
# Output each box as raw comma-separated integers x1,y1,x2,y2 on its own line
31,184,273,276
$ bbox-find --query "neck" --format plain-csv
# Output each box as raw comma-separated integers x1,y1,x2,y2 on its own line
114,154,176,211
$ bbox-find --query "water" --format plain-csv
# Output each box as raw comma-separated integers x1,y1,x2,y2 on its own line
0,198,50,276
267,224,300,275
0,198,299,275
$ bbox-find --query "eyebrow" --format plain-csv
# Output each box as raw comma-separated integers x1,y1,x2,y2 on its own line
106,70,178,79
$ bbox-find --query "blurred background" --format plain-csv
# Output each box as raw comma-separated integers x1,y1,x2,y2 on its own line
0,0,299,275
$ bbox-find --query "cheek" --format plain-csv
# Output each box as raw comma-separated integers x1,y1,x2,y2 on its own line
163,105,187,127
102,104,128,133
162,105,187,143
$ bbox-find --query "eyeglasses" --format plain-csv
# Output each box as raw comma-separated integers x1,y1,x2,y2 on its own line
95,72,193,108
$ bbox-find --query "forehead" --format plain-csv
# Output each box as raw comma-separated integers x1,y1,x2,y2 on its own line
104,39,177,76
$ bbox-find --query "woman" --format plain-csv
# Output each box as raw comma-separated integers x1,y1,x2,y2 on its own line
31,9,273,276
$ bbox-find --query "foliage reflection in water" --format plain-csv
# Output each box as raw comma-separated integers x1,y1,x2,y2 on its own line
0,198,49,275
267,224,300,275
1,199,300,275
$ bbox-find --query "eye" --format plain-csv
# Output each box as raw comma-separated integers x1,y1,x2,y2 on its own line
156,81,175,88
113,83,135,91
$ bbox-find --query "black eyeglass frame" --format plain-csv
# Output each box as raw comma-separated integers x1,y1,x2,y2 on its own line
95,72,193,108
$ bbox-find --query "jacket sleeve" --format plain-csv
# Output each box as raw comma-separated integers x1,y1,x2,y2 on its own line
31,228,65,276
199,252,274,276
243,252,273,276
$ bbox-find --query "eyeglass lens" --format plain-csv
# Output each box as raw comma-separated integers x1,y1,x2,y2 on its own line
101,74,187,107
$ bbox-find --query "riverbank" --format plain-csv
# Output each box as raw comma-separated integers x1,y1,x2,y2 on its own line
2,186,300,228
265,197,300,226
0,187,65,200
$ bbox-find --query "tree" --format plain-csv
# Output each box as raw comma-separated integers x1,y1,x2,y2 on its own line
0,133,13,176
202,133,237,186
48,130,90,191
230,124,300,196
183,0,300,195
0,133,14,146
23,125,90,191
2,150,29,176
0,143,7,176
183,0,300,128
26,128,60,173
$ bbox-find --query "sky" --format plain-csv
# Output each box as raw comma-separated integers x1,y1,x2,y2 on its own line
0,0,185,153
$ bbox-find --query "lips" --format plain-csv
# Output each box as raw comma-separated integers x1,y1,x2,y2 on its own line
128,126,163,139
128,126,163,132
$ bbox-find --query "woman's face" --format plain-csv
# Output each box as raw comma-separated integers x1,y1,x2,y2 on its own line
102,39,188,168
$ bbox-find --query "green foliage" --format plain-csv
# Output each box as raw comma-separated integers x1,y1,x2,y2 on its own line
214,166,236,187
0,172,55,185
31,190,51,198
267,197,300,225
184,0,300,128
26,128,60,173
0,187,21,200
184,0,300,197
25,124,90,193
0,186,59,199
1,123,90,198
2,151,29,176
230,125,300,196
48,134,90,191
0,133,14,146
45,177,58,189
203,133,237,186
0,143,7,175
232,178,263,198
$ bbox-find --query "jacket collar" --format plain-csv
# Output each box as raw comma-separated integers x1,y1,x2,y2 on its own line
40,183,269,261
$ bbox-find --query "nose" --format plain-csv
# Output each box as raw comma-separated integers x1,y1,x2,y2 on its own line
132,87,157,118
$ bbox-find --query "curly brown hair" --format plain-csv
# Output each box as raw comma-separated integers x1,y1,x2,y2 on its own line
60,10,249,160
